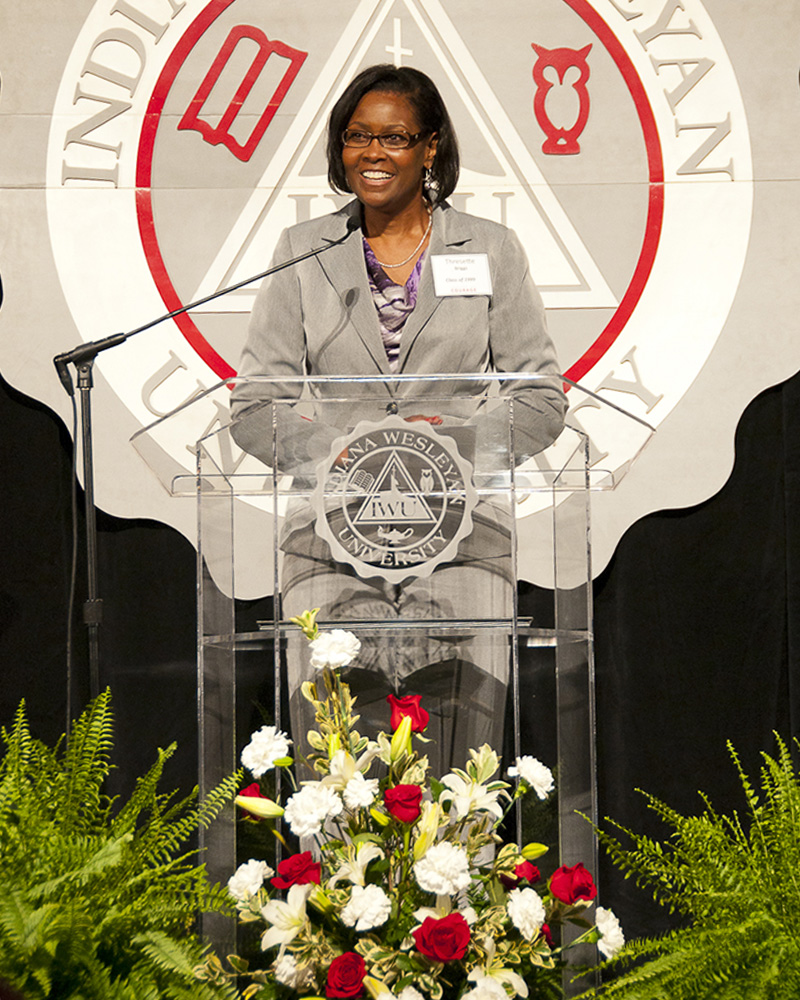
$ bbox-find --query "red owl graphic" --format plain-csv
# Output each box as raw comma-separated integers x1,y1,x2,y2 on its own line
531,43,592,155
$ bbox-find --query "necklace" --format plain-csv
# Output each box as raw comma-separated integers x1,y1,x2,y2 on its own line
371,207,433,269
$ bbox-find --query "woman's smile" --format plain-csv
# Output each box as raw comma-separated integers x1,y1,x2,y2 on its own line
360,168,395,181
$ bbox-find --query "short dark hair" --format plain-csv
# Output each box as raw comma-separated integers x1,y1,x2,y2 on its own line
327,64,460,205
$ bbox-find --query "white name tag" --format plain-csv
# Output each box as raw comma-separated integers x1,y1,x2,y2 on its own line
431,254,493,297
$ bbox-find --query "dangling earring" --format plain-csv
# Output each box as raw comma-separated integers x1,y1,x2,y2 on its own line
423,164,438,200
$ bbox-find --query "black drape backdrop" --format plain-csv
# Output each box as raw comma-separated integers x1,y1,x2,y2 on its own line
1,368,798,935
593,372,800,931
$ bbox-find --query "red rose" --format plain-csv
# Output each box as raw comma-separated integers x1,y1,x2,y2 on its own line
384,784,423,823
541,923,554,948
326,952,366,998
270,851,321,889
413,913,471,962
386,694,429,733
500,860,541,889
549,863,597,904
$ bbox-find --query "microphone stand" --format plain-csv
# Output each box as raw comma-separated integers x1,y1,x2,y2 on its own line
53,222,356,698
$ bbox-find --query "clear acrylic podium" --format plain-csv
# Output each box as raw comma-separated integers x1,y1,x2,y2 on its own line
133,372,652,969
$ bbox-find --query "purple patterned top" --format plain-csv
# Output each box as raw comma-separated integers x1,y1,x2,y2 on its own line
363,238,425,372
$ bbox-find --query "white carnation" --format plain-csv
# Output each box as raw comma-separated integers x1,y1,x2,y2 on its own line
274,953,314,990
340,883,392,931
284,783,344,838
377,988,426,1000
413,841,471,895
508,755,554,800
227,858,273,901
241,725,291,777
596,906,625,958
309,629,361,670
343,771,379,809
507,887,546,940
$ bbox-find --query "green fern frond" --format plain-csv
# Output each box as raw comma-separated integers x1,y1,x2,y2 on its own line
595,912,794,999
59,688,116,835
133,929,210,978
30,832,134,900
581,735,800,1000
141,770,242,865
130,933,244,1000
0,700,34,792
111,742,175,833
0,691,238,1000
0,890,61,961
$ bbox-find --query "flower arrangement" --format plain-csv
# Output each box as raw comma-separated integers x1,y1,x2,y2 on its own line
216,611,622,1000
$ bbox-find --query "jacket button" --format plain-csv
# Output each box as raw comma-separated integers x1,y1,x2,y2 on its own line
386,401,398,415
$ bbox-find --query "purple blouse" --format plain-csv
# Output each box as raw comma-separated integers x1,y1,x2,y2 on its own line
363,238,425,372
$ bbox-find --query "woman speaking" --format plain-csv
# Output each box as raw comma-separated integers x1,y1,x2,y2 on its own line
232,64,566,770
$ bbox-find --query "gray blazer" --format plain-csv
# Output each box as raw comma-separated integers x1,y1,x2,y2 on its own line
231,200,566,467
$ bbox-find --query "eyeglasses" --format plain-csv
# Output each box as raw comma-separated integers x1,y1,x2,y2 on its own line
342,129,427,149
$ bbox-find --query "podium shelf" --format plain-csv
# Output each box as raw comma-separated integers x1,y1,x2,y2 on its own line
201,623,591,652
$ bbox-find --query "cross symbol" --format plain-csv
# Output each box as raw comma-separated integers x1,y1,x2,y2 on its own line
385,17,413,66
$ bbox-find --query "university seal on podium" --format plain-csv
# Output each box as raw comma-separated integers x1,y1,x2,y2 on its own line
313,417,478,583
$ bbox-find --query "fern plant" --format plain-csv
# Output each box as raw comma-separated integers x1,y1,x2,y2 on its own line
0,689,243,1000
579,735,800,999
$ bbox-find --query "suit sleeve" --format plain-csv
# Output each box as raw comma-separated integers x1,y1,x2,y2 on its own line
229,228,338,470
487,227,567,458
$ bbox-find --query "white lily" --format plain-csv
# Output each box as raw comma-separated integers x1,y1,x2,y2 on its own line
322,747,380,787
413,800,444,860
468,938,529,998
259,883,313,951
329,841,385,887
439,770,505,820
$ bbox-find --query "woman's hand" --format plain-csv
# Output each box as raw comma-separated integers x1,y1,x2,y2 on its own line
404,414,443,425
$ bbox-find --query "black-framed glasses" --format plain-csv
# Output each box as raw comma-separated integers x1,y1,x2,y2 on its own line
342,129,427,149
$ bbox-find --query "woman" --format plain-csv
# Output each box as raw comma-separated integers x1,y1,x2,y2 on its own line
232,65,566,769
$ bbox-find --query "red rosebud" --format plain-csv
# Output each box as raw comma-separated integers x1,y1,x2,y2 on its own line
270,851,321,889
500,860,541,889
413,913,471,962
326,952,366,998
541,923,554,948
384,784,423,823
386,693,429,733
549,863,597,904
238,782,266,820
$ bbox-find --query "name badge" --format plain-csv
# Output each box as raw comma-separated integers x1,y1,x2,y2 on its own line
431,254,492,297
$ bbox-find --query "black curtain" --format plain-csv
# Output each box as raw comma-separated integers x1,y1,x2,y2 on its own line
1,368,798,933
0,377,198,798
594,373,800,931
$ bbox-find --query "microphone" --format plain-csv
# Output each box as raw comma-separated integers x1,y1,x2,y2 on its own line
54,334,127,397
53,208,366,694
52,212,360,394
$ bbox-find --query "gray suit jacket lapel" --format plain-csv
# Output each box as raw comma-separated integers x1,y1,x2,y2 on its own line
316,203,391,375
397,204,474,371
